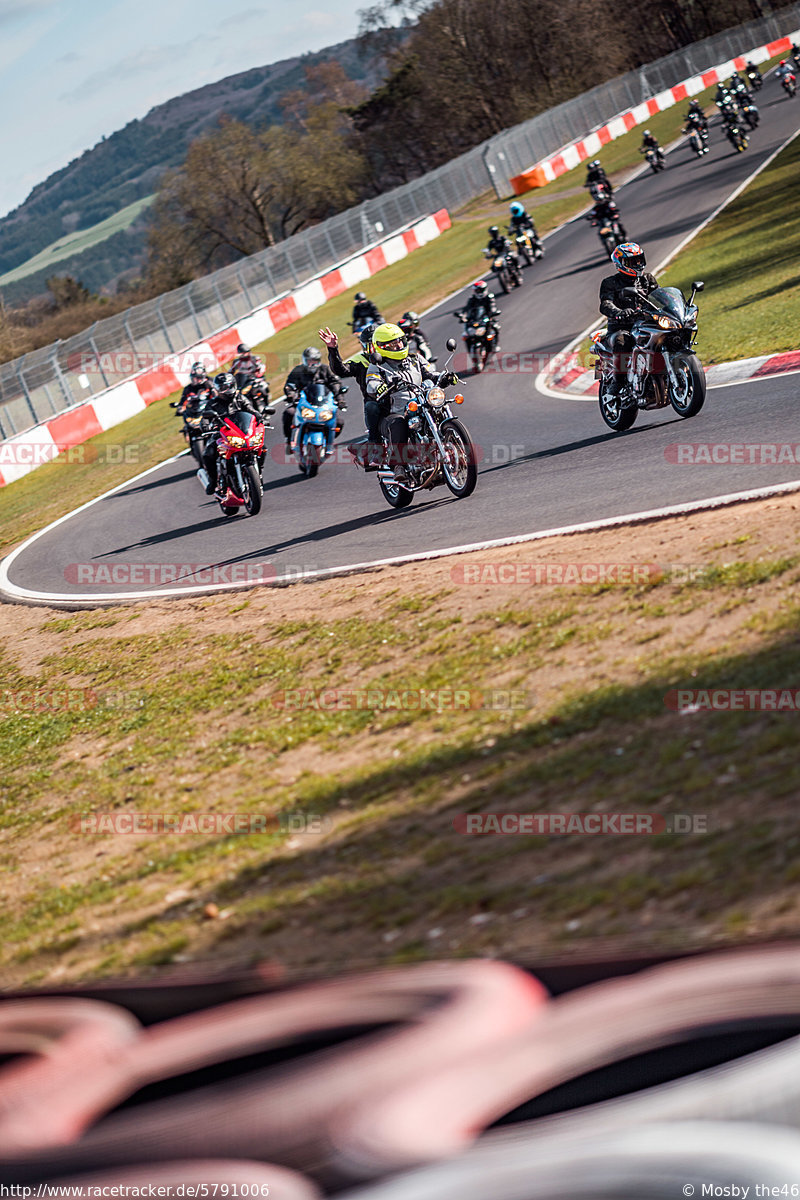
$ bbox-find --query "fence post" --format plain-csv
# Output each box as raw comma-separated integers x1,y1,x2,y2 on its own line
186,292,204,340
235,262,255,308
88,326,110,387
52,343,75,407
14,355,38,425
155,297,175,352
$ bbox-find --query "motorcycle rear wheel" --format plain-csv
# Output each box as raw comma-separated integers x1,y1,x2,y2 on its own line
440,419,478,498
379,477,414,508
599,378,638,431
668,353,706,418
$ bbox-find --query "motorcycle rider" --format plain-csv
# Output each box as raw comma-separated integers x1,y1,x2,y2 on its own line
231,343,264,380
745,60,762,87
401,311,435,359
486,225,512,256
458,280,501,352
319,323,383,468
351,292,382,332
685,99,708,132
508,201,544,256
586,194,627,241
775,59,796,86
174,362,215,416
202,372,264,497
640,129,665,165
584,159,612,194
364,323,458,486
598,243,659,403
282,346,345,449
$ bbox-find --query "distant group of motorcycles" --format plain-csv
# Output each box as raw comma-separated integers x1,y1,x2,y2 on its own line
169,47,798,518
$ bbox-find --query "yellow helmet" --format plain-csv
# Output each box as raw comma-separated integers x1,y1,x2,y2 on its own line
372,322,408,361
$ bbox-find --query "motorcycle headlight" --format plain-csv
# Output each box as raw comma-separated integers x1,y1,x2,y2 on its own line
300,407,317,421
317,407,334,421
427,387,446,408
227,435,246,448
657,315,680,329
250,429,264,448
493,257,504,268
475,326,486,335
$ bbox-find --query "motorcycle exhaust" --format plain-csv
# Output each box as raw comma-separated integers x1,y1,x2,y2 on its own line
197,468,210,490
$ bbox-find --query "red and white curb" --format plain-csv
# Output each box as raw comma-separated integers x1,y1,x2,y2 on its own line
544,347,800,400
0,210,451,489
510,32,800,193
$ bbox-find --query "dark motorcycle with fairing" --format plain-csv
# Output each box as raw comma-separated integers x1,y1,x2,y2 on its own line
454,309,499,373
171,385,216,467
587,202,627,258
347,339,478,509
745,66,762,91
483,242,522,293
592,281,706,432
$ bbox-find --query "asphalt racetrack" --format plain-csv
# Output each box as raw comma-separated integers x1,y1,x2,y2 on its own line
3,79,799,604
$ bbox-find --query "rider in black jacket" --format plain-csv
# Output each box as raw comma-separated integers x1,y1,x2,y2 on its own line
586,196,627,240
174,363,215,415
584,160,612,194
282,348,344,446
351,292,381,330
599,243,659,399
202,372,264,495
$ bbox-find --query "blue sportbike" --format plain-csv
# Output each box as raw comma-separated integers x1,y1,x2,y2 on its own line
290,381,346,477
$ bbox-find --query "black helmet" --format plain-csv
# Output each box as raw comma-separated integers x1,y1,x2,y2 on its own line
488,225,499,237
236,343,249,355
358,322,377,350
473,280,488,298
190,361,207,383
302,346,322,370
403,310,420,326
354,291,366,302
214,371,238,400
590,159,601,168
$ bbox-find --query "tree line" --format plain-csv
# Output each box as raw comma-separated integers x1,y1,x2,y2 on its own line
146,0,772,286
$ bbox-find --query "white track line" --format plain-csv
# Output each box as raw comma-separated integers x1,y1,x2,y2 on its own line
3,478,800,608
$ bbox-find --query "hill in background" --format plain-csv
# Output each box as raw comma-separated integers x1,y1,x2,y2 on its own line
0,35,389,303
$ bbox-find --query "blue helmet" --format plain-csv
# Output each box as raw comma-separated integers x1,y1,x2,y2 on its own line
510,201,524,217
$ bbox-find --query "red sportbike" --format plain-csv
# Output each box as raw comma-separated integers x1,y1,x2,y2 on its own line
198,409,268,517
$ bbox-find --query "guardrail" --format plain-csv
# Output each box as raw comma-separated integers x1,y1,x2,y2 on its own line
0,1,798,444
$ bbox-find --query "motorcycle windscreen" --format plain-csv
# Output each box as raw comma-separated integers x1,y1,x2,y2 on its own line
647,286,687,320
227,410,259,436
302,383,334,407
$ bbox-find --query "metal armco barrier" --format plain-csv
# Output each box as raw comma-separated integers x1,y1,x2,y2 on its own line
0,2,798,443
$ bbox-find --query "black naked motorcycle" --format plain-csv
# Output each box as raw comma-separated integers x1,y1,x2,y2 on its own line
592,282,706,432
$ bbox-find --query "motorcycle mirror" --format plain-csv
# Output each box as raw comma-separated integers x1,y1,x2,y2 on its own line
446,338,457,351
692,280,705,292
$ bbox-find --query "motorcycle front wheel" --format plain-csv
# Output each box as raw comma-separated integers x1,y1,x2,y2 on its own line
599,378,637,431
240,462,262,516
497,270,510,294
440,419,478,498
668,353,706,418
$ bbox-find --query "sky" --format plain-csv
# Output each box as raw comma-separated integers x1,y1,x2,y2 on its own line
0,0,366,219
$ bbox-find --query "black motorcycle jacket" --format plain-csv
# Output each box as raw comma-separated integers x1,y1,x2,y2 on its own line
327,344,372,400
464,294,499,323
599,272,659,331
584,164,610,188
510,212,538,236
487,235,511,256
176,381,215,415
642,134,660,150
352,299,381,325
284,363,342,401
587,199,621,224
